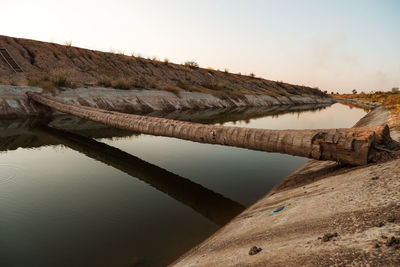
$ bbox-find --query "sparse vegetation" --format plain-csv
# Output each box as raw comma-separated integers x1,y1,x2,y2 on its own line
333,90,400,127
0,36,329,101
97,77,112,88
184,61,199,69
28,71,75,91
163,85,181,95
114,78,131,90
249,73,255,78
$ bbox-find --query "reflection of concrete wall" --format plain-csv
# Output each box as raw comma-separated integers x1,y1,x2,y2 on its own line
36,126,245,226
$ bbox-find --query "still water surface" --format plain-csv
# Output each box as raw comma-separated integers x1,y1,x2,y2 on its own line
0,103,366,266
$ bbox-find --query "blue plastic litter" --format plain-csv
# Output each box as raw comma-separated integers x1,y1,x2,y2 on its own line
269,205,288,215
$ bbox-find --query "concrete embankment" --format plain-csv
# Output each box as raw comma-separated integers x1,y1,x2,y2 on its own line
172,105,400,266
0,85,335,119
335,97,382,108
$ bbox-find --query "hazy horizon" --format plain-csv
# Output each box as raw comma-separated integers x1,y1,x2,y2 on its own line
2,0,399,93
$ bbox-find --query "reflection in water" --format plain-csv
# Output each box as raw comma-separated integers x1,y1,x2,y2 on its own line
34,125,245,226
0,103,332,152
0,103,368,266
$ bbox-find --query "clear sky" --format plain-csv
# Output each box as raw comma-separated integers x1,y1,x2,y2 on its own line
2,0,399,93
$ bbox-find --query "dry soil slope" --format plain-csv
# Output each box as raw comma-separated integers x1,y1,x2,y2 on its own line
0,35,326,100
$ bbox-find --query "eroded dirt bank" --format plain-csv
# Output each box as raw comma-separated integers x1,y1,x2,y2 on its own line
0,85,334,119
0,35,327,102
172,106,400,266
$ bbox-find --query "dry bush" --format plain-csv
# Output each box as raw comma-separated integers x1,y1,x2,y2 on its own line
131,77,150,89
28,71,74,90
163,85,181,95
164,58,169,64
52,71,73,87
176,80,190,91
184,61,199,69
64,41,72,47
224,68,229,73
249,73,255,78
113,78,131,90
97,77,112,88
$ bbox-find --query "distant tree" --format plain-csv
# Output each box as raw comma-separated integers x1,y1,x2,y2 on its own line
392,87,399,93
249,73,256,78
330,91,334,94
352,89,358,94
323,90,328,94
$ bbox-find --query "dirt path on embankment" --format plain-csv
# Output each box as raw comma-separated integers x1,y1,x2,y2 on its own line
172,106,400,266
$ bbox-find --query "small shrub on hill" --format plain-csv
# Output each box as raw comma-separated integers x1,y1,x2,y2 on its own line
28,71,75,91
114,78,131,90
184,61,199,69
163,85,181,96
97,77,112,88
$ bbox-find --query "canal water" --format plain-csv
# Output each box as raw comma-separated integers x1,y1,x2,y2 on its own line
0,103,366,266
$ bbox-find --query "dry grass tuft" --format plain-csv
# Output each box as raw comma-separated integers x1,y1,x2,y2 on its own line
28,71,75,91
163,85,181,96
184,61,199,69
113,78,131,90
97,77,112,88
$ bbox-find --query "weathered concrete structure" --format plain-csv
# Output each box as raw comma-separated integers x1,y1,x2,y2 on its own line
171,106,400,267
0,85,335,119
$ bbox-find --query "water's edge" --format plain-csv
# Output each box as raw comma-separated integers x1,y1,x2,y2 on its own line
172,104,400,266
